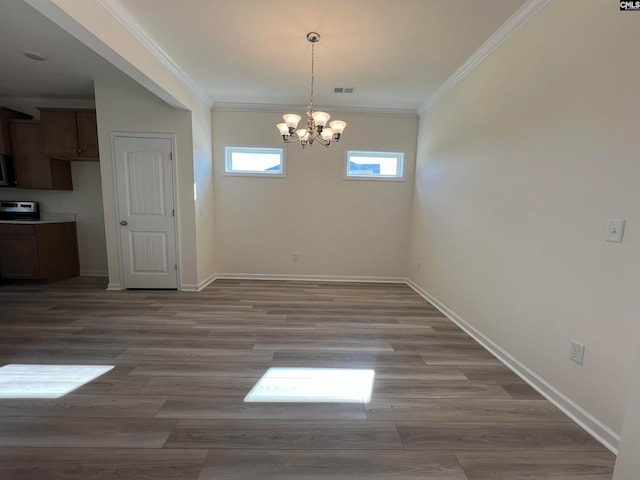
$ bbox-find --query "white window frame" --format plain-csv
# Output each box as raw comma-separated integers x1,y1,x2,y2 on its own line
224,146,286,177
345,150,405,181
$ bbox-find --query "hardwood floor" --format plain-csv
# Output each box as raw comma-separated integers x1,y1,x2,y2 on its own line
0,277,615,479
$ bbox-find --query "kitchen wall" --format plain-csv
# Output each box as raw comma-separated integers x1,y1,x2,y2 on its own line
0,96,108,276
408,0,640,446
212,109,417,278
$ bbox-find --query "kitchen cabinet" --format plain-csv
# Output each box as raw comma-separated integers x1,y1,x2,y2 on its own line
8,120,73,190
0,222,79,281
39,108,99,161
0,106,33,155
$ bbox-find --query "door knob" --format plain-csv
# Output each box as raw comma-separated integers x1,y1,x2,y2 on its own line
120,220,128,226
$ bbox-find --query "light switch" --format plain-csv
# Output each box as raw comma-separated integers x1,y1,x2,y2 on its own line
605,219,625,243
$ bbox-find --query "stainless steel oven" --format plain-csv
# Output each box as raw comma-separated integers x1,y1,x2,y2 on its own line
0,201,39,220
0,155,17,187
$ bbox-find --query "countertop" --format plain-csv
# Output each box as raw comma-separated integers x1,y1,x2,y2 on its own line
0,220,76,224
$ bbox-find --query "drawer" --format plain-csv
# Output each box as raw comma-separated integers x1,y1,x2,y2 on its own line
0,224,36,236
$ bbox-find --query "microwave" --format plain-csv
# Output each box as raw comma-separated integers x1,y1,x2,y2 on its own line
0,155,17,187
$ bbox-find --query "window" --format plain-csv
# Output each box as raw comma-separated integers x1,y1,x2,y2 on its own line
345,150,404,180
225,147,285,176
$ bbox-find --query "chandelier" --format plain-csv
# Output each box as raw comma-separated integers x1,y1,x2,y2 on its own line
277,32,347,148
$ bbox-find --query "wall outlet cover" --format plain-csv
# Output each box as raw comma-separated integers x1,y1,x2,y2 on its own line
569,340,585,365
605,219,625,242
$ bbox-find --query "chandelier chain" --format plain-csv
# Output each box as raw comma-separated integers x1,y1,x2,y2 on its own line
309,41,315,111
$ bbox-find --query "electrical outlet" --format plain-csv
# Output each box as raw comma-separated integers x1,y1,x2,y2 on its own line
417,261,421,271
292,253,299,262
569,340,585,365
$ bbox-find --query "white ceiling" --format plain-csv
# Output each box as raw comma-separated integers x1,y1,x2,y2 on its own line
0,0,528,111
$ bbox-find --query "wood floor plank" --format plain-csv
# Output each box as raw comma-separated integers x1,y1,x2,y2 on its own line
0,393,167,418
455,450,616,480
372,365,468,381
139,376,258,396
253,341,395,352
396,421,604,451
198,449,468,480
116,347,274,363
0,448,208,480
0,417,177,448
373,380,510,399
157,395,368,420
128,362,270,378
165,419,404,450
366,398,571,422
272,351,425,366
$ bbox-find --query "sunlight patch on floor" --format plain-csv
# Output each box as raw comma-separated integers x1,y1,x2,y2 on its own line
244,367,375,403
0,364,114,399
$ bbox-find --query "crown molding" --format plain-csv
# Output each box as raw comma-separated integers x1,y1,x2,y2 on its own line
212,102,418,117
418,0,552,116
97,0,213,107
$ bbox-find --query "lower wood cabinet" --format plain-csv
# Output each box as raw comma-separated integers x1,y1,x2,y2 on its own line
0,222,79,281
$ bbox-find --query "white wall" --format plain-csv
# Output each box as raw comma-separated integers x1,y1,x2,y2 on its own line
192,102,215,286
0,96,107,276
213,109,417,278
94,71,200,289
614,343,640,479
408,0,639,444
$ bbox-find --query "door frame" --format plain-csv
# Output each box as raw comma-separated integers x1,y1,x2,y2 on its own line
110,131,180,289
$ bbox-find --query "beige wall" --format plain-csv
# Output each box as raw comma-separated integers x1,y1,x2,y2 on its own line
614,343,640,478
94,71,200,288
213,109,417,278
0,96,107,276
408,0,640,442
192,102,215,285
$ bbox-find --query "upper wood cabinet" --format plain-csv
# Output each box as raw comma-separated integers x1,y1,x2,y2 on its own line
8,120,73,190
38,108,99,161
0,106,33,155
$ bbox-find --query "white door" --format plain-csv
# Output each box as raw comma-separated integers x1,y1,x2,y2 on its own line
114,135,178,289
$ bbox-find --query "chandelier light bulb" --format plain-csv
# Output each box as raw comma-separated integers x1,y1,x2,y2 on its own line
283,114,301,129
329,120,346,134
277,123,290,136
312,111,330,127
321,127,334,141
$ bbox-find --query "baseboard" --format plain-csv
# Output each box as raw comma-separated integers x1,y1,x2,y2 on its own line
405,278,620,454
180,273,217,292
106,283,124,291
213,273,407,284
80,270,108,277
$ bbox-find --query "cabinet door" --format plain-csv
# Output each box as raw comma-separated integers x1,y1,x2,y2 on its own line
9,121,53,189
39,109,78,158
0,107,33,155
0,235,40,278
75,111,99,159
8,121,72,190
